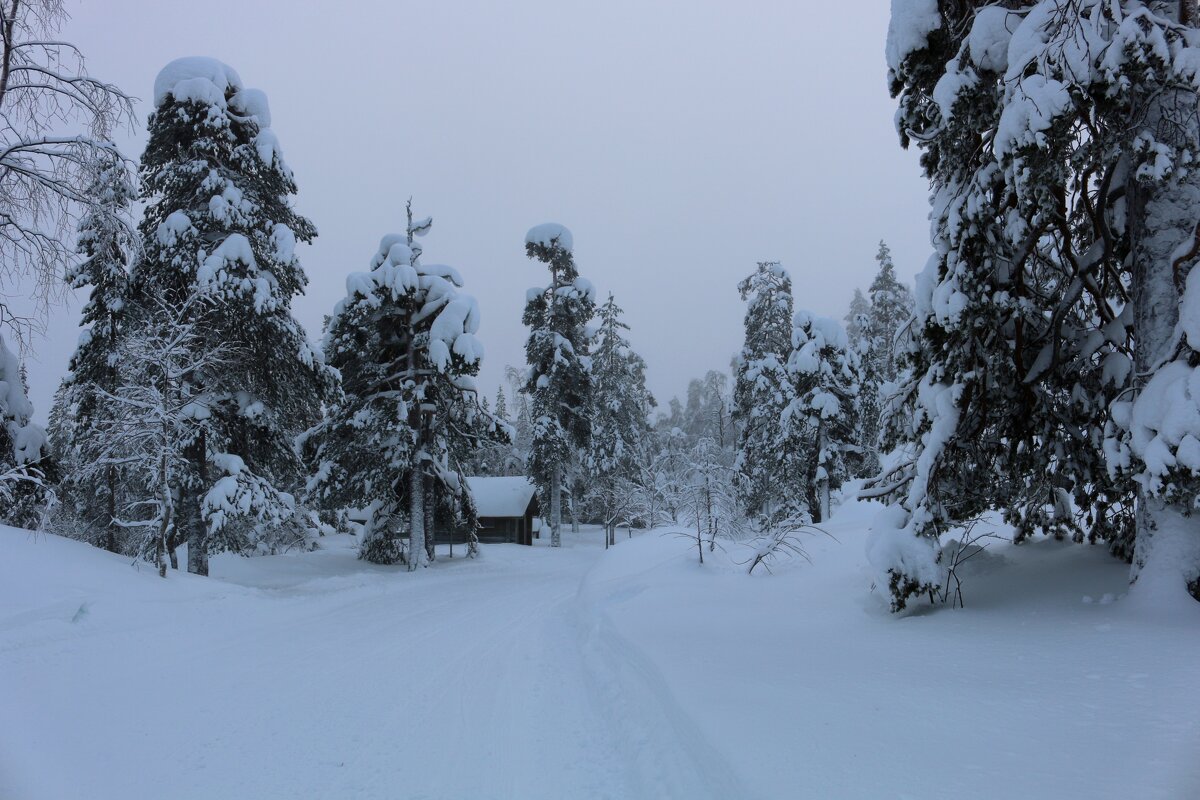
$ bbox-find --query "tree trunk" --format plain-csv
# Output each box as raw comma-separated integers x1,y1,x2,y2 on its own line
570,486,580,533
408,463,426,570
186,430,208,576
424,472,436,562
816,424,830,523
104,465,118,553
1128,60,1200,600
186,491,208,575
550,462,562,547
156,451,170,578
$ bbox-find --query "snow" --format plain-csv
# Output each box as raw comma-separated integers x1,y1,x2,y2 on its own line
254,129,284,167
466,475,537,518
0,335,46,465
154,210,194,247
230,87,271,127
1179,259,1200,349
153,57,242,108
1127,359,1200,490
932,65,977,123
0,335,34,425
3,504,1197,799
968,6,1018,73
198,233,256,279
525,222,573,253
885,0,941,73
995,74,1073,159
271,223,296,263
429,296,483,370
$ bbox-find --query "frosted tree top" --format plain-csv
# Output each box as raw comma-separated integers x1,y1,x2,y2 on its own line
525,223,573,253
153,57,244,108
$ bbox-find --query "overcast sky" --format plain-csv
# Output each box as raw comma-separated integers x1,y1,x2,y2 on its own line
17,0,929,421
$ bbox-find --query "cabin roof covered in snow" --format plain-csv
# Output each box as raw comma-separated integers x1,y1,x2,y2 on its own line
466,476,537,518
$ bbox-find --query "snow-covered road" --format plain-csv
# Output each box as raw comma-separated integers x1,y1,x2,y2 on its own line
3,515,1199,800
1,528,744,800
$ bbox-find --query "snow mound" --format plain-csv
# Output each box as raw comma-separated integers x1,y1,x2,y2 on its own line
525,223,573,253
153,56,243,108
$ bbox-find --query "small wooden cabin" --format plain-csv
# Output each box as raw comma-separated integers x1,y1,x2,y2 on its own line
464,476,539,546
345,476,540,547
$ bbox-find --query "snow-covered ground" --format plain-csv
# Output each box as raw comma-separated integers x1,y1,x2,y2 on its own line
2,503,1198,799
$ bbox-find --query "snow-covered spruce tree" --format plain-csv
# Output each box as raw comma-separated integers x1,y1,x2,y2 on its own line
853,242,915,478
733,261,802,526
304,211,492,568
865,241,914,386
585,294,652,547
0,335,52,528
55,153,138,552
845,288,874,479
782,312,862,523
873,0,1200,610
845,287,871,345
522,224,595,548
128,58,336,575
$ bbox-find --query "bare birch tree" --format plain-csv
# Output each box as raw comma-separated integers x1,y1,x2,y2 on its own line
0,0,134,343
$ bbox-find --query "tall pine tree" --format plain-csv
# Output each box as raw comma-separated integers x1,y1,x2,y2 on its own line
522,224,594,548
305,209,494,567
586,294,652,546
783,312,862,522
733,261,798,526
55,152,137,552
852,242,915,478
129,58,335,574
865,241,913,387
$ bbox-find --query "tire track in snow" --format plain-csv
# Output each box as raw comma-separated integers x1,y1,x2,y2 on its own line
573,570,762,800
